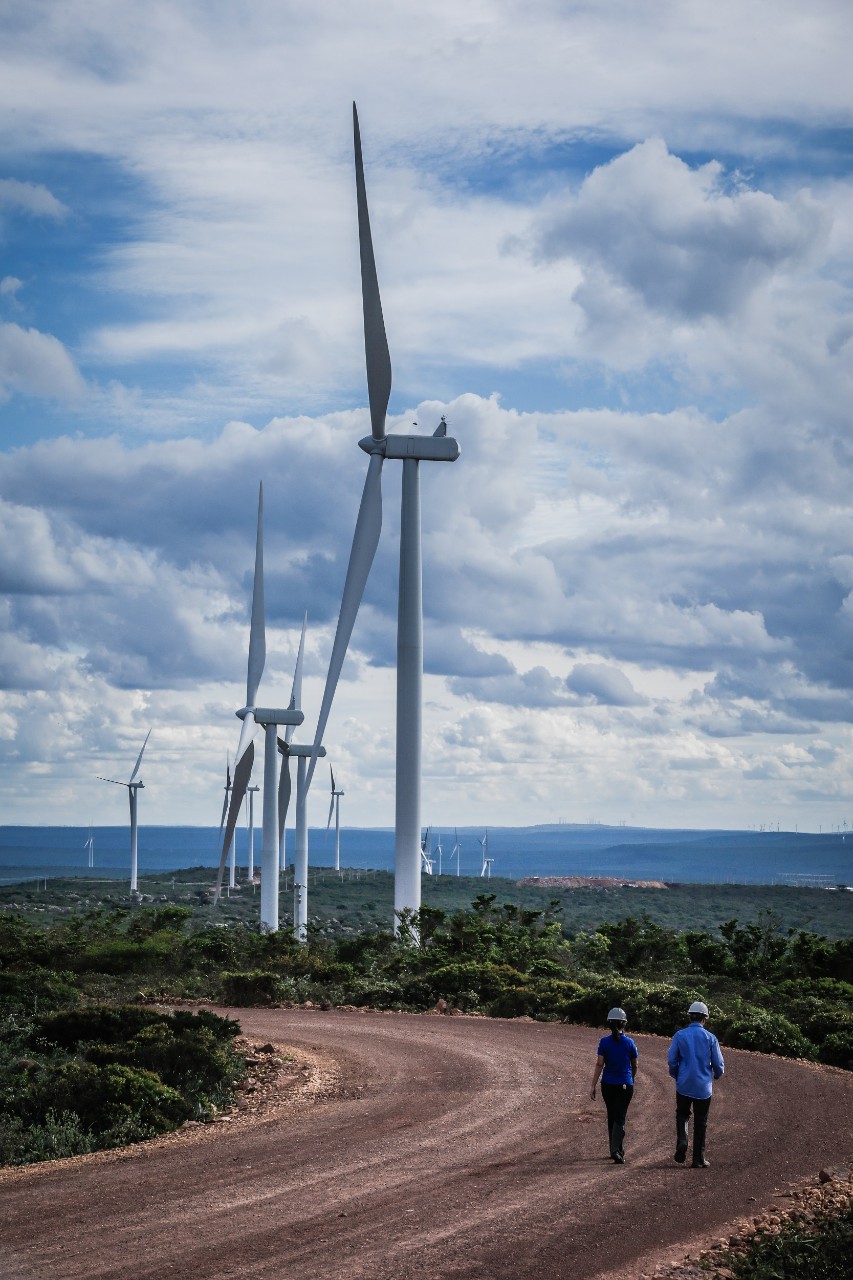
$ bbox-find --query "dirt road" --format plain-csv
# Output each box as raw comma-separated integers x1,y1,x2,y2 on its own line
2,1009,850,1279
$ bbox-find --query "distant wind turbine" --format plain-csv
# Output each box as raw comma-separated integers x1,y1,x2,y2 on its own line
420,826,434,875
97,730,151,892
326,765,345,872
84,826,94,869
246,783,260,880
434,830,444,875
215,484,302,930
307,104,460,930
479,831,493,878
451,828,461,876
276,615,325,942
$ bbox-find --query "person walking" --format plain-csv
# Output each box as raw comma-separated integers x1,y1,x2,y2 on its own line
667,1000,725,1169
590,1007,639,1164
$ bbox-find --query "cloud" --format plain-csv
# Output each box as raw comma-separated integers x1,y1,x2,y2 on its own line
532,138,828,322
0,178,68,220
566,662,648,707
0,324,85,401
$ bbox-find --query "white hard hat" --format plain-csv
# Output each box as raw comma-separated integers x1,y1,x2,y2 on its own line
688,1000,709,1017
607,1007,627,1022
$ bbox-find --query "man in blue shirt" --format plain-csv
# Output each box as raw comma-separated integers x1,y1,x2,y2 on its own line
667,1000,725,1169
590,1007,639,1164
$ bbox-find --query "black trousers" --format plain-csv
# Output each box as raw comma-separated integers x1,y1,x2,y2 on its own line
676,1091,711,1150
601,1081,634,1154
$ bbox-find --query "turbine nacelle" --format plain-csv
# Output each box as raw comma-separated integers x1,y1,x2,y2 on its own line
358,433,460,463
236,706,304,728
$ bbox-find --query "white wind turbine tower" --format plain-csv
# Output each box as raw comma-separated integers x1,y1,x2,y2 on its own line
246,783,260,880
327,765,344,872
215,484,302,930
307,104,460,929
451,828,461,876
97,730,151,893
276,615,326,942
479,831,493,878
434,830,444,875
84,826,94,869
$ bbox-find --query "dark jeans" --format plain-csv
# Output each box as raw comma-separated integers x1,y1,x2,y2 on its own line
601,1081,634,1154
676,1091,711,1151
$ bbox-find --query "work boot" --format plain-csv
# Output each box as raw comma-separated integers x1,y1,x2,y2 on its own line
692,1151,710,1168
674,1117,689,1164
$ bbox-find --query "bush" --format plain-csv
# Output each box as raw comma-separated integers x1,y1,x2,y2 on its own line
562,979,699,1036
716,1007,817,1060
0,1108,96,1165
819,1028,853,1070
221,969,282,1005
0,966,80,1013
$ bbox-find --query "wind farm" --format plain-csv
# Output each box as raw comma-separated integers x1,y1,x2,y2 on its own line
2,9,853,1279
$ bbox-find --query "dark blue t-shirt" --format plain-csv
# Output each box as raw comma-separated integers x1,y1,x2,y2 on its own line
597,1032,638,1085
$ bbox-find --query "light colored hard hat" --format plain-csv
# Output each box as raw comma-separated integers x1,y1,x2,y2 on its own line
607,1007,627,1022
688,1000,709,1017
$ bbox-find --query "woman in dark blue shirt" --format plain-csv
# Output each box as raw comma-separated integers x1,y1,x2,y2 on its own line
590,1007,639,1163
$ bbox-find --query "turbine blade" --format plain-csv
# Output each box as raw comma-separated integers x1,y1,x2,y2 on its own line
306,451,383,791
326,792,335,830
277,739,292,846
97,777,127,787
214,742,254,900
128,729,151,784
234,710,257,768
285,612,307,746
330,764,336,793
353,103,391,442
246,483,266,706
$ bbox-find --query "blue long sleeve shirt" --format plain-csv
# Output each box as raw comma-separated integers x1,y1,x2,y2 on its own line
667,1021,725,1100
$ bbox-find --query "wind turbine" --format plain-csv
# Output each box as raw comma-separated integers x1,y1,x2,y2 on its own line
434,830,444,876
307,103,460,929
479,831,493,878
420,826,434,875
97,730,151,893
451,828,461,876
215,484,302,930
84,826,94,869
276,615,325,942
246,783,260,880
326,765,345,872
216,757,237,890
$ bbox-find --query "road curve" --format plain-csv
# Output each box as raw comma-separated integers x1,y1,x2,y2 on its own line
1,1008,851,1280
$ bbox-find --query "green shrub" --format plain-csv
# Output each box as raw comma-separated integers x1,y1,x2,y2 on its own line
819,1028,853,1070
221,969,282,1005
728,1204,853,1279
0,966,79,1012
562,979,698,1036
0,1108,96,1165
716,1007,817,1060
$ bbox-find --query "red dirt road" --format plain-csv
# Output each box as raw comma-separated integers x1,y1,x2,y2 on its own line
1,1009,851,1280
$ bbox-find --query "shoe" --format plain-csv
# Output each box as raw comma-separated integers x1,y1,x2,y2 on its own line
675,1117,689,1163
691,1156,710,1168
612,1151,625,1164
674,1142,687,1163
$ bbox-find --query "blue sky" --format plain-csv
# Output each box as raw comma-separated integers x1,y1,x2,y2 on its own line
1,0,853,834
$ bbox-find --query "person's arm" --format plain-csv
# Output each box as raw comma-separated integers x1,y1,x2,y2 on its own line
667,1035,680,1079
711,1035,725,1079
590,1054,604,1100
630,1053,639,1080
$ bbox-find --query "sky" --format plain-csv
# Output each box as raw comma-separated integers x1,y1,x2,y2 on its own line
1,0,852,834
